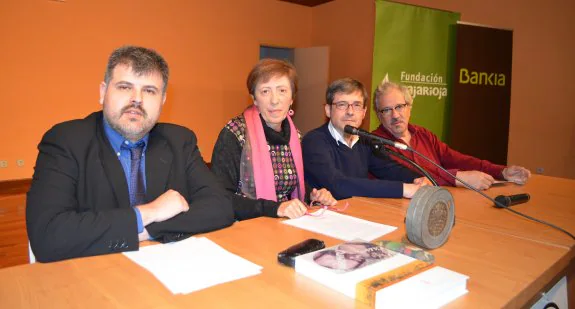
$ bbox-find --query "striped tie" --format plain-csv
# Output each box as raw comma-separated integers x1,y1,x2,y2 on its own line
129,144,146,207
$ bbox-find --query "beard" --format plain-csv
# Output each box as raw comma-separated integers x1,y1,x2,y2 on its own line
105,104,157,142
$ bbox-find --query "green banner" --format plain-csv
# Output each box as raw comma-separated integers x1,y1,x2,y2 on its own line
370,1,460,141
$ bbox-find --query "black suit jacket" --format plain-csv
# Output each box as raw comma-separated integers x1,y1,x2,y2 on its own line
26,112,234,262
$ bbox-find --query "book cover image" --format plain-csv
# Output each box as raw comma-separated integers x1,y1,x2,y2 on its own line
312,242,397,273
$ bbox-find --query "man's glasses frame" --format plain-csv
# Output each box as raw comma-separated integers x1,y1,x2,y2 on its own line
332,102,365,112
377,103,411,116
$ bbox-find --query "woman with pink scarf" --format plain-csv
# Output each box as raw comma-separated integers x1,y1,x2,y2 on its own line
211,59,337,220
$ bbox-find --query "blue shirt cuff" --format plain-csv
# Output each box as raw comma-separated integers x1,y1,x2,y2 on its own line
133,208,144,233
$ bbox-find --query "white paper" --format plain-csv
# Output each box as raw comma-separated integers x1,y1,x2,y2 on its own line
282,210,397,241
123,237,262,294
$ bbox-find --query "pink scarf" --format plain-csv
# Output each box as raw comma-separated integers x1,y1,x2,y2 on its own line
242,105,305,201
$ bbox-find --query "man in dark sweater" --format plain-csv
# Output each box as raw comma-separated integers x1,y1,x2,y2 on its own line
302,78,429,200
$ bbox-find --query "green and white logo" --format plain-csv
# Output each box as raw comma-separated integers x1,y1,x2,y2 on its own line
370,1,460,141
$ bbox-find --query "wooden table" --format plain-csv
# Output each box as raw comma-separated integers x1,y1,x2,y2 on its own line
0,175,573,308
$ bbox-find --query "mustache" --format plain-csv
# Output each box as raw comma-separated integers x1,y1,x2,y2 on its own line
121,104,147,117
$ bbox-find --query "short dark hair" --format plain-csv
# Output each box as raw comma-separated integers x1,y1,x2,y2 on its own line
104,46,169,95
325,78,368,106
246,58,298,99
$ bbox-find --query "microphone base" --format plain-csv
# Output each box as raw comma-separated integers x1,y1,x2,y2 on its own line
406,186,455,249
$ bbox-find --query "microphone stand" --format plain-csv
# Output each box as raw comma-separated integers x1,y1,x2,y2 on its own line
369,139,454,249
371,142,439,187
362,128,506,207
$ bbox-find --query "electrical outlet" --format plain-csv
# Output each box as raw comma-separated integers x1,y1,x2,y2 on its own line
536,167,544,174
16,159,25,167
0,160,7,168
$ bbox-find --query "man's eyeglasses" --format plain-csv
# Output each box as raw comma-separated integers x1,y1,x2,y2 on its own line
378,103,411,116
333,102,365,111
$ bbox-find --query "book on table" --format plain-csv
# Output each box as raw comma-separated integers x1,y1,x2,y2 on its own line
294,241,468,309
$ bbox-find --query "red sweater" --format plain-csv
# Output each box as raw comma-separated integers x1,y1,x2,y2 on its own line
372,124,505,186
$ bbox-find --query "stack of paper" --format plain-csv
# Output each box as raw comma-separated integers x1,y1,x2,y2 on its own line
123,237,262,294
282,210,397,241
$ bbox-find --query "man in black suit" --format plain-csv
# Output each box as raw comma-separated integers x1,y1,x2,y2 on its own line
26,46,234,262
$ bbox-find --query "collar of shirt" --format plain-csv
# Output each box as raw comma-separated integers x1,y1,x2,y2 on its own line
328,121,359,148
103,118,149,155
378,123,417,146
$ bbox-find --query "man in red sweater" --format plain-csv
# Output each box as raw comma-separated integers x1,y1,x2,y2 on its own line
371,81,530,190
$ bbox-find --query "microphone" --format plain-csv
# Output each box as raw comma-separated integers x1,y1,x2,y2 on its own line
344,125,409,150
494,193,530,208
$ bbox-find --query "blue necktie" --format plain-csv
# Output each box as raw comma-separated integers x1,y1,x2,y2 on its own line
129,144,146,207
